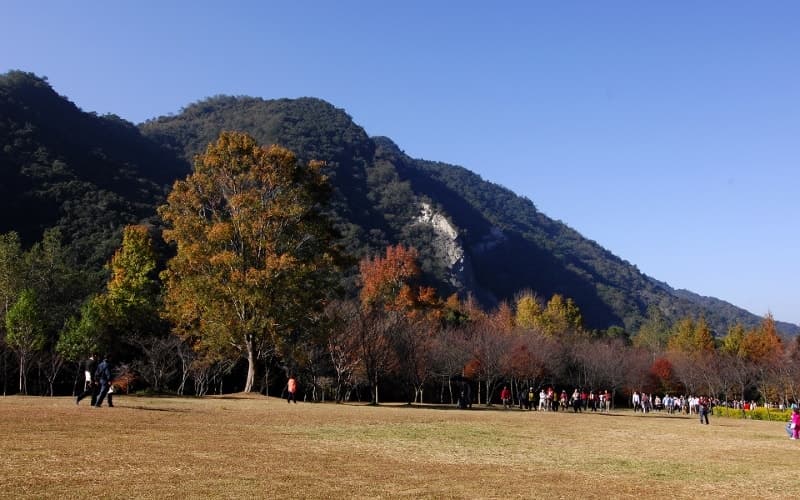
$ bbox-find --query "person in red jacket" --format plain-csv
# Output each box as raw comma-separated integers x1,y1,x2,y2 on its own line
500,386,511,409
287,376,298,404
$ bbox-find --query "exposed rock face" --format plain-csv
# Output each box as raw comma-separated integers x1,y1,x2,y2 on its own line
415,202,470,290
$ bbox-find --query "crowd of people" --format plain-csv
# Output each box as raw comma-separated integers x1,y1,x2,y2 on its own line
498,387,800,439
497,387,719,421
502,387,615,413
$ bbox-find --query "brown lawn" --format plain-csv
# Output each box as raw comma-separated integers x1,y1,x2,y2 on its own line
0,394,798,498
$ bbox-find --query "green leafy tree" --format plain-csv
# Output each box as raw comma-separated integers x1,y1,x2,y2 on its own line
5,289,45,394
105,225,159,316
0,232,23,319
101,224,162,352
721,322,746,356
667,316,696,353
633,305,671,353
0,232,24,395
160,132,341,393
56,298,104,363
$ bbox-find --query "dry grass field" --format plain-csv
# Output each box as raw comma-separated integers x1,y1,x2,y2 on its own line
1,394,799,499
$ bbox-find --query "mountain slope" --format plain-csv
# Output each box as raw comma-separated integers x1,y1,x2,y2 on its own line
0,71,185,266
140,95,797,334
1,71,793,335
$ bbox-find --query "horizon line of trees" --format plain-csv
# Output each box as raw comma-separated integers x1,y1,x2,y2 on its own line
1,132,797,408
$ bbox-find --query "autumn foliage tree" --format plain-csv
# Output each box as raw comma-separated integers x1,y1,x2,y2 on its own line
355,244,444,404
740,314,784,404
359,244,440,315
160,132,340,393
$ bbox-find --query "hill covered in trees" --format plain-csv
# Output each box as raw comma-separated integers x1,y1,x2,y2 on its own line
139,93,798,336
0,71,185,270
1,70,796,336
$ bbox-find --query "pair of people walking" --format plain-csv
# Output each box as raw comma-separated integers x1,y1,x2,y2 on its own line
76,354,114,407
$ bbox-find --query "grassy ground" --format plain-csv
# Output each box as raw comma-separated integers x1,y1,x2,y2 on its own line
1,394,798,499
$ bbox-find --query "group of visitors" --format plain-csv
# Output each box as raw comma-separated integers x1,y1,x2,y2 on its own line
496,387,720,422
499,387,614,412
75,353,114,408
631,392,715,416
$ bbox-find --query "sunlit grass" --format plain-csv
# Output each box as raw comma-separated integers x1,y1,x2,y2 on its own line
1,395,798,498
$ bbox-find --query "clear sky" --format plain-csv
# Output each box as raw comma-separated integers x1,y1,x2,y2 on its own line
3,1,799,324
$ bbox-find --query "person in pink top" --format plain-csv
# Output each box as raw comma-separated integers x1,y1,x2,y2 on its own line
790,408,800,439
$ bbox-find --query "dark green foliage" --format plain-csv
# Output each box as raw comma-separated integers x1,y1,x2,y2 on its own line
0,70,186,269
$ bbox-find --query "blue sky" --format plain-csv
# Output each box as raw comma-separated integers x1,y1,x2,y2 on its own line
3,1,799,324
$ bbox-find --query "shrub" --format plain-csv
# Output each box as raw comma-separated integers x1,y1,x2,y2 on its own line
713,407,792,421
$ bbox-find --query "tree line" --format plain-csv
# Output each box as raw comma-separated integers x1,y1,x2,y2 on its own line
0,131,796,407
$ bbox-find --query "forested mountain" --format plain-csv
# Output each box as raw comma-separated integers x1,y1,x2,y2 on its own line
2,71,796,335
0,71,185,270
140,95,799,335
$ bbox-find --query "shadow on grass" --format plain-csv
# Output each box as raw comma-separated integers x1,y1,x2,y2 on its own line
118,405,193,413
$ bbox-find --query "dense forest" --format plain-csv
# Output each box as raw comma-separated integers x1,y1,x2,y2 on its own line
0,70,797,403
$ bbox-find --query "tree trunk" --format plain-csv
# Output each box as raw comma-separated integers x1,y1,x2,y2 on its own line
18,353,25,395
72,362,80,397
448,377,453,404
244,335,255,393
373,380,379,405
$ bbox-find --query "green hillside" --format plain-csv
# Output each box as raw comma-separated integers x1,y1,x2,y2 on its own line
0,71,184,268
1,71,795,335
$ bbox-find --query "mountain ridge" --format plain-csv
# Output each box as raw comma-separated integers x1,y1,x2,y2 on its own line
2,70,796,335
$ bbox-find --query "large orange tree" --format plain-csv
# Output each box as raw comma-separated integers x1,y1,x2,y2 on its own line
159,132,340,393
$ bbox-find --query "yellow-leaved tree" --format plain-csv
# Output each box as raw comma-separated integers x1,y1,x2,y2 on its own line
159,132,341,393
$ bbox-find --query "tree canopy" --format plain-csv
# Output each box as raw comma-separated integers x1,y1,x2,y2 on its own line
159,131,341,392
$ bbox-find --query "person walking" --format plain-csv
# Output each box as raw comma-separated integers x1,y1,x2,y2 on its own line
790,408,800,439
93,354,114,408
76,353,97,406
500,386,511,409
698,396,710,424
287,375,298,403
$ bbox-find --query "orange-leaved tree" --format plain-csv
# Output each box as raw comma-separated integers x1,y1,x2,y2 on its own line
159,132,340,393
740,313,784,403
360,244,424,312
357,244,442,403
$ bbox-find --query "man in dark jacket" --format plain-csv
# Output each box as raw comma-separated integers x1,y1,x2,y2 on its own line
94,355,114,408
76,353,97,405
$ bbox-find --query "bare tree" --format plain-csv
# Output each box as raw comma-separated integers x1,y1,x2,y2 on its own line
355,308,401,405
464,317,512,406
325,301,362,402
507,330,554,398
392,317,436,404
175,337,197,396
429,326,471,404
668,351,706,396
133,335,181,393
591,338,635,408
